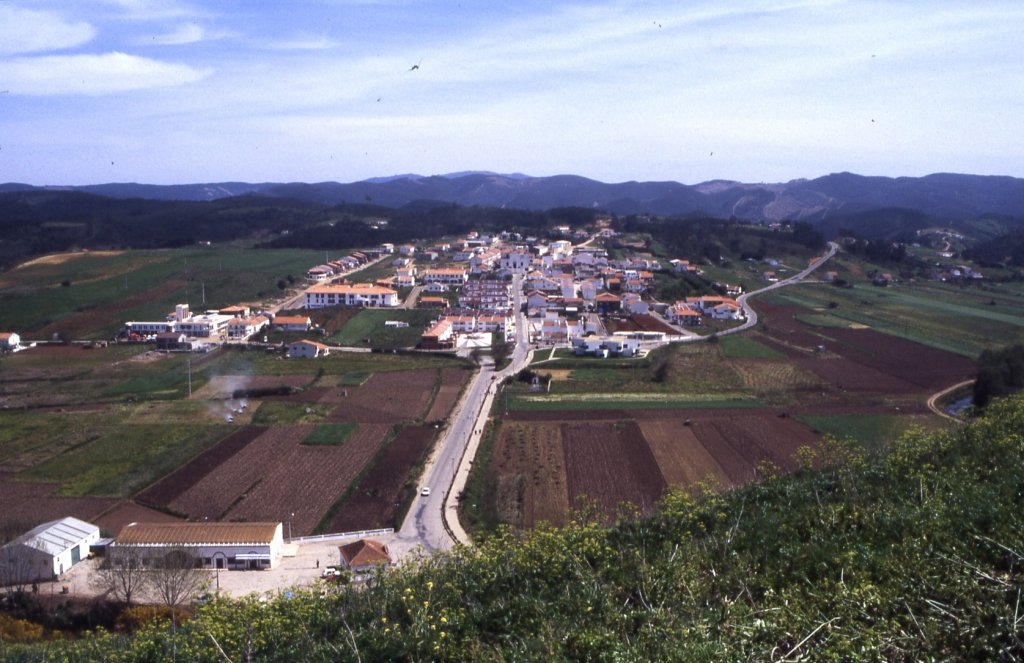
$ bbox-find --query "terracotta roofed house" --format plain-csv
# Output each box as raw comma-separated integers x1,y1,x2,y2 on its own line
338,539,392,573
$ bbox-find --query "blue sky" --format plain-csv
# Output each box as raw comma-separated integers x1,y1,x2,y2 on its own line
1,1,1022,186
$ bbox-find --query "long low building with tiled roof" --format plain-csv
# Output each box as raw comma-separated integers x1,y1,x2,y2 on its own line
113,521,284,571
304,283,399,308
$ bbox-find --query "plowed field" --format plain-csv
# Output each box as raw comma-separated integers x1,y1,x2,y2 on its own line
489,422,569,527
639,420,727,487
425,368,470,422
323,369,436,423
561,422,666,517
487,410,824,524
135,426,266,508
168,424,391,535
327,426,435,531
0,480,120,531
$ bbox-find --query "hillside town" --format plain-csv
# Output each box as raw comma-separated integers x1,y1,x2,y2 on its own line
101,228,757,362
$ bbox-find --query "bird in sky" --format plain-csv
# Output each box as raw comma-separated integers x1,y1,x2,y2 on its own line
408,59,422,71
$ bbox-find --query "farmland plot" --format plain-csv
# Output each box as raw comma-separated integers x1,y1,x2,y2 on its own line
639,419,727,487
561,422,666,517
323,369,436,423
169,424,391,535
488,423,570,528
0,479,119,531
424,367,471,422
135,426,265,509
327,426,435,532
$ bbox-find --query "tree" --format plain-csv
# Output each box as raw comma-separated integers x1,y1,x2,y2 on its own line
147,548,204,614
93,545,148,606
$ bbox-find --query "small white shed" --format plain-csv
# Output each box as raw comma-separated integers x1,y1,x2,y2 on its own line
0,517,100,583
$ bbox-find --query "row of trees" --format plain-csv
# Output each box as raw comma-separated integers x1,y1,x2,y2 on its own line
93,547,205,615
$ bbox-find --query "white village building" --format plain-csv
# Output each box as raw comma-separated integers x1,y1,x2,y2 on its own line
0,517,100,583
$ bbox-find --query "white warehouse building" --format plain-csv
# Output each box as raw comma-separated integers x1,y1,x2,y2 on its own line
0,517,100,583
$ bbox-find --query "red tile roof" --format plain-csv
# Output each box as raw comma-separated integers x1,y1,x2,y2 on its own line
339,539,391,567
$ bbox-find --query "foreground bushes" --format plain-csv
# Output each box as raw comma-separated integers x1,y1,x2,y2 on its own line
6,396,1024,661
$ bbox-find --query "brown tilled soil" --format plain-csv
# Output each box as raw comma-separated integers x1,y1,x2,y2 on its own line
135,426,267,508
604,314,680,336
94,501,183,536
0,480,120,531
639,419,728,487
560,421,666,518
168,423,391,536
489,422,570,527
327,426,435,531
424,367,471,422
322,369,435,423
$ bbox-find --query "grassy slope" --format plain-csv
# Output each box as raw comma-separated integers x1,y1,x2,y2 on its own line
0,248,324,338
762,279,1024,358
12,395,1024,661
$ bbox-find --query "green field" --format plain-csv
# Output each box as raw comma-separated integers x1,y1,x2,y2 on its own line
760,279,1024,357
301,422,359,446
21,423,230,496
719,334,786,359
796,413,948,453
0,248,324,339
328,309,439,349
250,401,335,425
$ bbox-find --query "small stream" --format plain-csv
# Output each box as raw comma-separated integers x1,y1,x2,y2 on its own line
945,395,974,417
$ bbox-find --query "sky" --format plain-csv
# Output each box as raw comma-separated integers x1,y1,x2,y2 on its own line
1,0,1022,186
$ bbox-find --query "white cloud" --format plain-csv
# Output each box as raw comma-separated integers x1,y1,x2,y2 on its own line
1,52,211,95
102,0,201,21
266,33,344,51
143,23,206,46
0,6,96,54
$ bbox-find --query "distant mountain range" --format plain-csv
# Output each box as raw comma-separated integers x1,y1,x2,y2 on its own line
4,171,1023,223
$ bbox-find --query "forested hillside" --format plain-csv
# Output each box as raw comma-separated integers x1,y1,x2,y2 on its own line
6,395,1024,661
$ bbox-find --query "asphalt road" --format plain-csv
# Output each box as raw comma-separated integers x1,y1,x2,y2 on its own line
396,273,531,552
395,244,839,554
724,241,839,336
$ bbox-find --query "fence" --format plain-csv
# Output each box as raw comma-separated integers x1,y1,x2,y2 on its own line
287,528,394,544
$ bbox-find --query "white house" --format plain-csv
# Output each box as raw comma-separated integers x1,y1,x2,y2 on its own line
711,301,745,321
0,517,100,583
621,293,649,315
287,339,332,358
226,315,270,341
572,336,641,358
0,332,22,352
499,248,532,272
304,283,399,308
175,313,233,338
112,521,284,571
420,319,454,348
422,268,468,285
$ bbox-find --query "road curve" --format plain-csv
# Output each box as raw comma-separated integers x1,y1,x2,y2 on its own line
927,379,974,423
723,241,839,337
